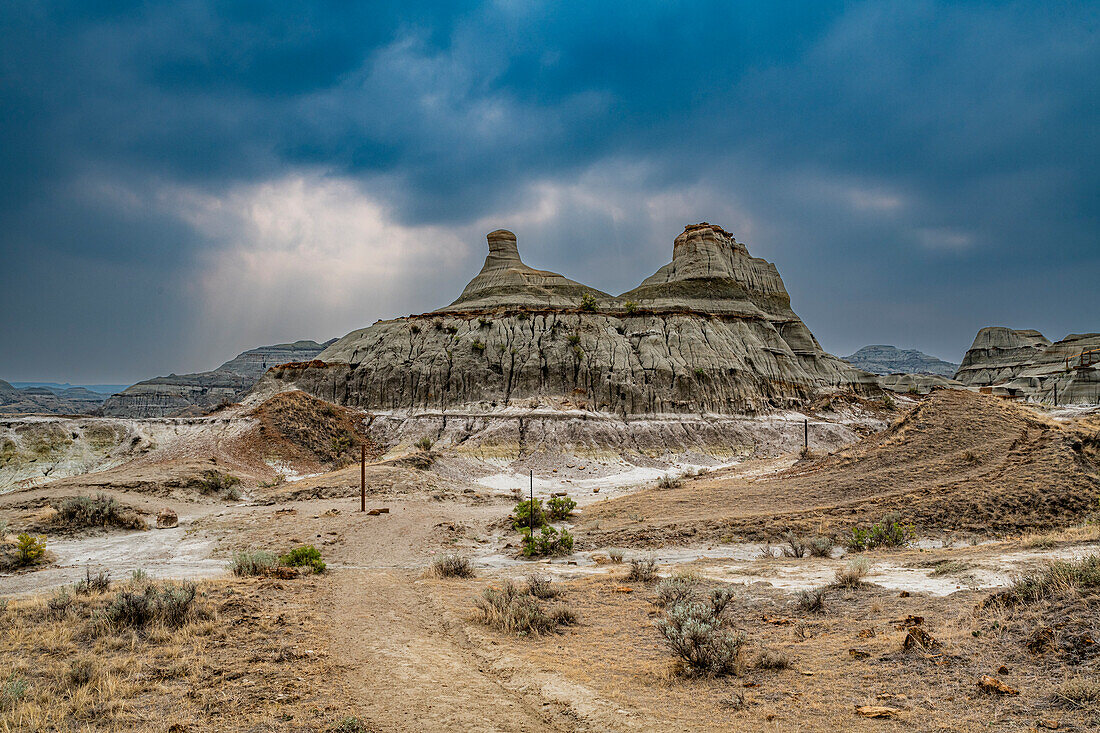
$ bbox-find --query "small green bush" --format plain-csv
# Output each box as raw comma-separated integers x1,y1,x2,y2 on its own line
566,333,581,346
415,436,434,451
579,293,598,311
229,550,277,577
520,525,574,557
546,496,576,520
657,599,745,677
512,498,546,531
472,340,486,352
279,545,326,574
846,515,914,551
330,717,371,733
15,533,46,566
197,470,241,498
55,494,124,527
624,301,639,314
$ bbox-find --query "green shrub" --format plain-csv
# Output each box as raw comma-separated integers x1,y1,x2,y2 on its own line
520,525,573,557
279,545,326,574
475,579,576,635
55,494,125,527
546,496,576,520
579,293,598,311
15,533,46,565
478,317,490,328
566,333,581,346
883,393,896,410
657,599,745,677
693,367,706,379
846,515,914,551
229,550,277,577
330,717,371,733
512,498,546,531
432,554,474,578
197,470,241,498
415,436,434,451
624,301,638,314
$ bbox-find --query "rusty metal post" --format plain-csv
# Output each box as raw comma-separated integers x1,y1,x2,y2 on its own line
529,469,534,535
804,418,808,450
360,444,366,512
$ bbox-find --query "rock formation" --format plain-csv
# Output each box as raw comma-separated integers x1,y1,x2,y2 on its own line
954,327,1051,387
956,328,1099,404
102,339,334,418
843,345,959,378
0,380,109,415
255,224,877,415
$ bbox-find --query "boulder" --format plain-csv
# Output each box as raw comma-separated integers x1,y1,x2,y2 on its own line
156,508,178,529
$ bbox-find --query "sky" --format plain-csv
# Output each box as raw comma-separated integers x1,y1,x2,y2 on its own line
1,1,1097,384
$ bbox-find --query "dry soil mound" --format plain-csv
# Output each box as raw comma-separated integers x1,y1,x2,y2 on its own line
247,391,380,471
582,389,1100,544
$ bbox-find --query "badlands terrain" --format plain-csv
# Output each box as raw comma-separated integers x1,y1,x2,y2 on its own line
1,225,1098,732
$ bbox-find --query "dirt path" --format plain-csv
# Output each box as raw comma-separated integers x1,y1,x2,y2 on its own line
323,499,597,731
329,567,589,732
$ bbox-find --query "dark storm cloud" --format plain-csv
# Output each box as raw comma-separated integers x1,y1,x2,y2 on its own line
1,1,1097,382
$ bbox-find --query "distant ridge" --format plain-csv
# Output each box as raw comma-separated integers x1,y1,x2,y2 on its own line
842,345,959,378
100,339,336,418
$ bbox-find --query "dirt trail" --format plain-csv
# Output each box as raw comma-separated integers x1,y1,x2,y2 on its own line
325,503,595,732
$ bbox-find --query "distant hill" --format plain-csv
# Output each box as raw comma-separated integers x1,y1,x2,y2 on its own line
10,382,129,395
0,379,110,415
842,345,959,377
101,339,335,418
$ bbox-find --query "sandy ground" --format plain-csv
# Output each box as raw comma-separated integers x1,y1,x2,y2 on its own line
2,391,1098,731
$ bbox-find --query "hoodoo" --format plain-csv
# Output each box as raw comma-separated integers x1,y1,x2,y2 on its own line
255,224,876,415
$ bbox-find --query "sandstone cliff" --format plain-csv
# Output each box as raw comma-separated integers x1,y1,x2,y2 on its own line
955,328,1099,404
954,327,1051,387
102,339,334,418
255,224,877,415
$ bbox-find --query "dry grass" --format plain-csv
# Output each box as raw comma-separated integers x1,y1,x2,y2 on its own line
0,577,359,731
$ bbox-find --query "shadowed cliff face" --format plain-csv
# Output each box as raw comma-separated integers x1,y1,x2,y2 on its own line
254,224,878,415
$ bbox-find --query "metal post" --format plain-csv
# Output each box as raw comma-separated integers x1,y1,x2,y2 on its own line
1053,383,1058,407
530,469,535,535
360,444,366,512
804,418,808,450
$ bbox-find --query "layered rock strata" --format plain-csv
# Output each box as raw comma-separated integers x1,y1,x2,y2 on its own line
954,327,1051,387
103,339,334,417
956,328,1099,404
256,224,877,415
